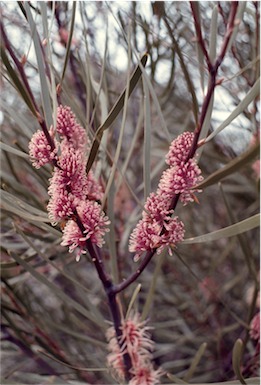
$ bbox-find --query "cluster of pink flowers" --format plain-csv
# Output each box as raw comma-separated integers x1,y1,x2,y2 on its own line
29,105,108,255
28,130,58,169
129,131,203,260
106,311,163,384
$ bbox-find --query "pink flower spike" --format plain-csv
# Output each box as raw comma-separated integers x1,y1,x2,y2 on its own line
130,363,163,385
158,158,203,205
29,130,57,168
119,312,154,362
143,192,172,223
61,200,110,254
166,131,194,167
106,311,163,383
56,105,89,151
129,219,162,261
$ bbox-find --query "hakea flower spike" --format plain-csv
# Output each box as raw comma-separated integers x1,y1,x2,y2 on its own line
106,311,163,384
29,129,58,168
56,105,89,151
158,158,203,205
47,146,88,223
130,363,164,385
129,131,203,260
143,192,173,223
129,215,185,262
61,200,110,254
166,131,195,167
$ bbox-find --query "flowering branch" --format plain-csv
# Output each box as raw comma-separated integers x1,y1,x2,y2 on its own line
25,4,242,383
114,2,240,295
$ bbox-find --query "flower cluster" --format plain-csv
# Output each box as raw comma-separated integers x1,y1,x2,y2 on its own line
28,130,58,169
29,105,108,254
106,312,163,384
129,131,203,260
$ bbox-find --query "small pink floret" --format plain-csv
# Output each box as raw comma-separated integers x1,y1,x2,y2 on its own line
56,105,89,150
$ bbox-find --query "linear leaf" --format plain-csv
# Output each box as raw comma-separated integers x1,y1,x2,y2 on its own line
1,190,49,223
226,3,247,54
14,225,107,327
24,2,53,128
0,142,29,159
143,74,151,199
0,46,37,117
232,339,246,385
183,214,260,244
193,2,205,91
86,53,148,174
209,6,218,61
126,284,142,319
196,141,260,189
60,2,77,84
42,319,106,347
183,342,207,382
141,250,166,321
9,252,103,326
166,378,260,385
206,78,260,142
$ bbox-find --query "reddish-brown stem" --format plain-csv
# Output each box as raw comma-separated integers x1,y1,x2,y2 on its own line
73,209,131,379
190,2,213,72
213,1,239,70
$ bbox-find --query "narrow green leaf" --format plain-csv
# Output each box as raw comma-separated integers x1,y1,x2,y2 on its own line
206,78,260,142
1,254,37,270
126,284,142,319
0,46,37,117
40,1,58,123
44,319,107,349
102,35,135,208
0,142,29,159
232,339,247,385
141,250,166,321
193,2,205,91
9,252,103,326
60,2,77,84
106,180,119,283
196,141,260,189
183,214,260,244
143,74,151,199
183,342,207,382
1,190,49,223
226,3,247,54
86,53,148,174
166,378,260,385
167,373,188,384
24,2,53,128
209,6,218,61
0,101,34,139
